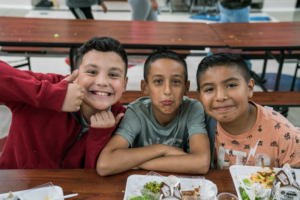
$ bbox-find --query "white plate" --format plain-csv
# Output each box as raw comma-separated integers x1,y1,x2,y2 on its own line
229,165,300,200
124,174,217,200
0,186,64,200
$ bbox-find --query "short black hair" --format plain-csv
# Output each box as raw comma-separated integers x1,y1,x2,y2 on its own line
143,49,188,84
196,53,251,91
75,37,128,77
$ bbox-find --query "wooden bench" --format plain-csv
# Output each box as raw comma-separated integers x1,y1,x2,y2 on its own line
120,91,300,107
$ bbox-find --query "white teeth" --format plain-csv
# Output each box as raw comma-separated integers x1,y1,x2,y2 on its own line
95,92,109,96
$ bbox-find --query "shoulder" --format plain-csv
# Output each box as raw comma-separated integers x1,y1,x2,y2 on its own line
257,104,300,136
181,97,204,111
260,104,294,128
127,97,152,110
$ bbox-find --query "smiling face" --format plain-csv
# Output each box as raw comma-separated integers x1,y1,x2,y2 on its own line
141,58,189,125
198,65,254,123
76,50,128,116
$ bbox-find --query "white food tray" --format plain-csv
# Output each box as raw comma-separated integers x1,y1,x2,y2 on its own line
229,165,300,200
124,174,217,200
0,186,64,200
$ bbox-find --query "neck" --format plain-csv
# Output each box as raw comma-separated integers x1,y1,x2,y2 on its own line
220,103,257,136
153,109,178,127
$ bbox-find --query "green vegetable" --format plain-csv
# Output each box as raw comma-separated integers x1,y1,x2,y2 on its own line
243,178,252,187
129,195,149,200
141,188,160,200
257,175,261,180
267,176,275,182
143,181,162,194
267,183,270,186
130,196,143,200
239,186,249,200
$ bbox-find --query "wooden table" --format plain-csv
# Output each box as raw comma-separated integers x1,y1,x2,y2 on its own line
209,22,300,91
0,169,236,200
0,17,226,71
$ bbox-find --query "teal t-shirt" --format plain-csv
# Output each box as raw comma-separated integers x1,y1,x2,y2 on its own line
115,97,207,150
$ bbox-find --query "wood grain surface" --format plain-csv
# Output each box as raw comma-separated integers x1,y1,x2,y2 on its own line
0,17,225,49
0,169,235,200
210,22,300,50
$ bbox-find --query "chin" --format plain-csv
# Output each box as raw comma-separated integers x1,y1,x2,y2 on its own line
92,102,114,111
216,116,236,123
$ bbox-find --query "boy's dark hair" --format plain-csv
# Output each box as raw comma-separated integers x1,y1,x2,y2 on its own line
143,49,188,84
75,37,128,77
196,53,251,91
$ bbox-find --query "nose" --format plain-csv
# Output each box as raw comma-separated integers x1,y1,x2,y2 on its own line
215,87,227,101
95,74,109,87
163,82,172,96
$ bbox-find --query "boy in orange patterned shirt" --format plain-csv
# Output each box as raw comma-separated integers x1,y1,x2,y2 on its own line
196,53,300,169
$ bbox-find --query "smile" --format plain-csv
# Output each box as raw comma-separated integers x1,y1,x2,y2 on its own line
162,101,173,106
91,91,113,98
213,106,233,112
93,91,110,96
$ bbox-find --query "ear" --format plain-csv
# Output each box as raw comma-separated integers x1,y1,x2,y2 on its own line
184,80,190,95
141,80,149,95
122,76,129,93
247,78,255,98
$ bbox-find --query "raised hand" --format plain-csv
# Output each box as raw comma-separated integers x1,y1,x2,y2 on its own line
61,69,85,112
90,110,124,128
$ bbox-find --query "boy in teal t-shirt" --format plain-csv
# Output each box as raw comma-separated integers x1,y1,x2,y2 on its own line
97,50,211,176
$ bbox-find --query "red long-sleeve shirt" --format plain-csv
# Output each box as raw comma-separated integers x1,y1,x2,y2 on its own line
0,61,126,169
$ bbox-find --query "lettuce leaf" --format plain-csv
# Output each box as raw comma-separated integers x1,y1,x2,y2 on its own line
243,178,252,187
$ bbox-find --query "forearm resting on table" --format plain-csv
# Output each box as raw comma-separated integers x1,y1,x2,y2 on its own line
97,144,166,176
138,153,210,174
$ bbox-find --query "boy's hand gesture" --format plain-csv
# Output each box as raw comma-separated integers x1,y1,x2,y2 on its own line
61,70,85,112
91,111,124,128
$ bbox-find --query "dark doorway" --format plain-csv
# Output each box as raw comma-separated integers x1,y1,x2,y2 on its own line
297,0,300,8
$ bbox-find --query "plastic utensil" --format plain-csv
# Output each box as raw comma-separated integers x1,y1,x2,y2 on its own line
50,193,78,200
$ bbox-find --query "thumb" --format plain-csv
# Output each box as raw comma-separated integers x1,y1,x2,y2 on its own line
63,69,78,83
115,113,124,125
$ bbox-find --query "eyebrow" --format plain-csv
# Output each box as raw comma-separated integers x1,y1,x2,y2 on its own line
84,64,98,69
151,74,183,78
84,65,123,73
200,77,240,89
109,67,123,73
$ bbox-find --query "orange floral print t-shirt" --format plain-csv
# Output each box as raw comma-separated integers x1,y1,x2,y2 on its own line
215,102,300,170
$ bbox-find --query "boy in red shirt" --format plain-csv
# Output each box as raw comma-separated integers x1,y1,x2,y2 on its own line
0,37,128,169
196,53,300,169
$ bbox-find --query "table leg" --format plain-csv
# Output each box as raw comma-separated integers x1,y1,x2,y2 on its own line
259,51,269,82
274,50,285,91
250,70,268,91
290,59,300,91
69,47,76,74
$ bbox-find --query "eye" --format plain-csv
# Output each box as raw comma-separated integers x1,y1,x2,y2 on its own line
227,84,237,88
173,80,181,84
109,73,119,78
204,88,214,92
88,70,97,75
154,79,162,84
